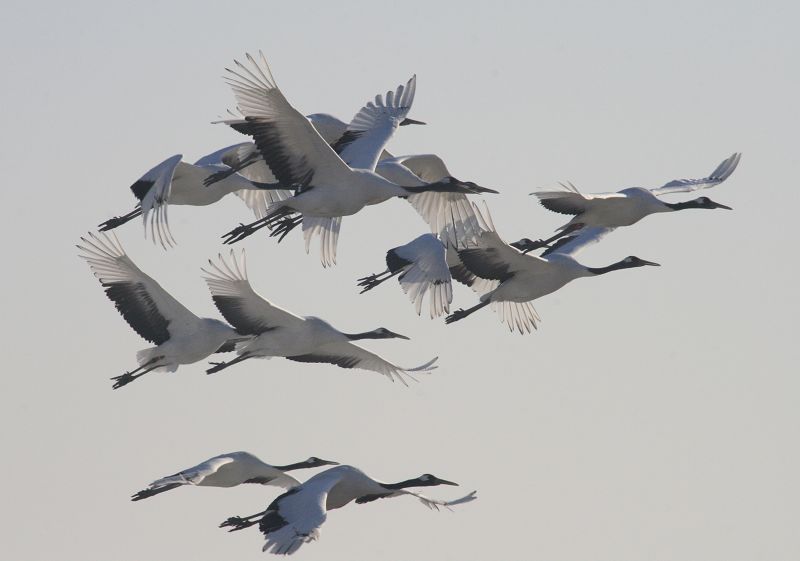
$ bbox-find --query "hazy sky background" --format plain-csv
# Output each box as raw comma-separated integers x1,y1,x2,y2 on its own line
1,1,798,559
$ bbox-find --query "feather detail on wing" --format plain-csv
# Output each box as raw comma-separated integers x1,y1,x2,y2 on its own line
393,234,452,318
287,344,438,386
202,249,303,335
302,216,342,268
135,154,182,248
335,75,417,171
150,456,237,487
222,51,353,188
260,474,343,555
77,232,198,344
542,226,612,257
397,489,478,511
650,152,741,195
533,182,625,217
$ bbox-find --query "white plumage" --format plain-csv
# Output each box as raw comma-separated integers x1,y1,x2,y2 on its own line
131,452,338,501
358,233,453,319
446,203,660,333
201,250,438,384
220,464,476,555
77,232,248,388
518,153,740,251
98,152,292,249
219,52,495,266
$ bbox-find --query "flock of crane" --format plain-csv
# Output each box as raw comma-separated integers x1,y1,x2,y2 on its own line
79,50,740,555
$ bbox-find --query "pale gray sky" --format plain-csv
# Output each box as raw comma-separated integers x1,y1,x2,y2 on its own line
1,0,798,559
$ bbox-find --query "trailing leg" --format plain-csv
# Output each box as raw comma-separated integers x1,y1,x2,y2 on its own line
445,300,490,324
98,207,142,231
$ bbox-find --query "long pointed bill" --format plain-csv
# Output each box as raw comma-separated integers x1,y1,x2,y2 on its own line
641,260,661,267
436,478,459,486
390,331,411,340
457,179,499,194
714,202,733,210
400,118,426,126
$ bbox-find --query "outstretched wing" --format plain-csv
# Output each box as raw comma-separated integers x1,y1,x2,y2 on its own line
396,489,478,511
287,343,438,386
222,51,353,189
335,75,418,171
194,143,293,218
393,235,453,318
388,154,450,183
533,182,625,216
260,471,345,555
202,250,304,335
131,154,182,248
543,226,613,257
77,232,198,344
451,204,544,334
650,152,741,196
149,455,237,487
377,155,485,248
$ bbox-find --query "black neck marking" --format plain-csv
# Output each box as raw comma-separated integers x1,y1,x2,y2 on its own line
344,331,381,341
272,461,309,471
586,261,633,275
382,478,422,490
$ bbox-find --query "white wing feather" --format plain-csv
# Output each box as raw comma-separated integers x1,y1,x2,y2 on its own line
650,152,741,195
137,154,182,249
202,250,304,334
77,231,199,338
337,75,417,170
394,234,453,318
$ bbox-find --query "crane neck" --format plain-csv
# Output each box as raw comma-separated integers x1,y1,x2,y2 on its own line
381,478,421,490
271,461,308,471
663,200,699,211
586,260,631,275
344,331,379,341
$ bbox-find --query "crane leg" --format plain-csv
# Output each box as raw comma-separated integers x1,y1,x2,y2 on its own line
445,300,490,324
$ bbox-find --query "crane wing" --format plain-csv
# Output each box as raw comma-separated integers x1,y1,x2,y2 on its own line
393,235,452,318
286,343,438,386
395,489,478,510
650,152,741,195
149,455,237,487
388,154,450,182
533,182,626,216
130,154,182,248
259,472,345,555
223,51,353,189
77,232,199,345
334,75,418,171
202,250,304,335
542,226,613,257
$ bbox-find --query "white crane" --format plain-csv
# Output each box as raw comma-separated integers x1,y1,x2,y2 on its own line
357,233,453,319
445,204,660,333
514,153,740,252
131,452,338,501
77,232,249,388
97,151,293,249
201,250,438,384
219,51,496,267
219,464,477,555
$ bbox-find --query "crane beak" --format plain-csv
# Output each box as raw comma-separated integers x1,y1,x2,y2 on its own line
390,331,411,340
457,179,499,195
436,477,459,486
714,202,733,210
320,459,340,466
400,118,426,126
641,259,661,267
